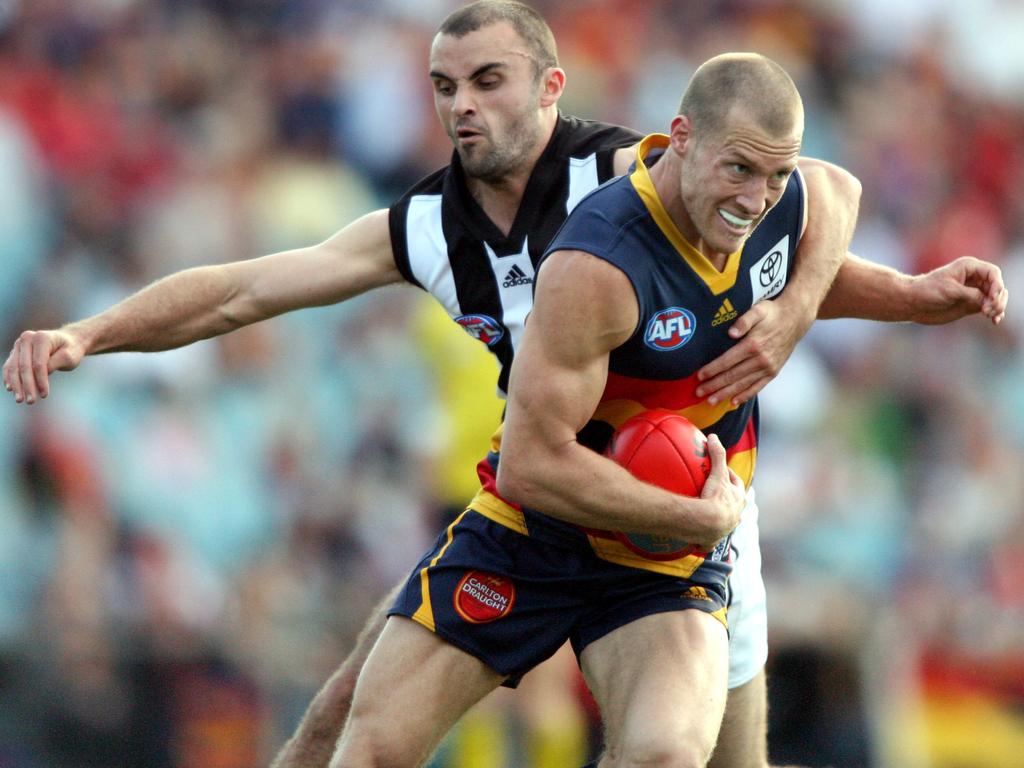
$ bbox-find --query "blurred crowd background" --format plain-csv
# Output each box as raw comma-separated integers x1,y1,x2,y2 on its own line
1,0,1023,766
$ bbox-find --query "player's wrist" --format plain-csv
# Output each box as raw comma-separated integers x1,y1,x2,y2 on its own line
59,321,98,356
672,495,730,547
895,272,925,322
773,283,818,334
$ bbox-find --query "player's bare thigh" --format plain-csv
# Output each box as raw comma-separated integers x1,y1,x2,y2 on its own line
708,669,768,768
580,610,729,767
330,616,504,768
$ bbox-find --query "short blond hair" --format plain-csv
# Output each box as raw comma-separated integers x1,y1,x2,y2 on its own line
679,53,803,137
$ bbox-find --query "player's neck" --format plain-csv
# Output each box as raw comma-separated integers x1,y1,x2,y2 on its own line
648,152,729,270
466,174,531,237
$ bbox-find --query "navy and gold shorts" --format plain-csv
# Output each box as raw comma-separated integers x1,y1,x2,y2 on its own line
389,509,730,686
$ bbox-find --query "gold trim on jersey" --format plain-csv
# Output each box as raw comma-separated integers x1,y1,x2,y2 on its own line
629,134,742,296
469,489,530,535
728,445,756,488
411,510,469,631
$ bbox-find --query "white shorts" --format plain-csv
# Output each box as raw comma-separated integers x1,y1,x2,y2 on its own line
726,487,768,689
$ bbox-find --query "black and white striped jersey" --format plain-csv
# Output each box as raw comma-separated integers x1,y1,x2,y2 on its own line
389,115,641,395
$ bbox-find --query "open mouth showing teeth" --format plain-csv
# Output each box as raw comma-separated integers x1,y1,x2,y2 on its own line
719,209,753,228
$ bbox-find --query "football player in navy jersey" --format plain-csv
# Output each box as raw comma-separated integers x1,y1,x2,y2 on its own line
4,3,1008,768
501,54,810,767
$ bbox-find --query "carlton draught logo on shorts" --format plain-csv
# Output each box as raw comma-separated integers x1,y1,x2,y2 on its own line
455,314,505,346
454,571,516,623
644,307,696,351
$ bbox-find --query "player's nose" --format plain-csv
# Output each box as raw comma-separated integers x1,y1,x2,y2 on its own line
734,177,769,216
452,86,476,116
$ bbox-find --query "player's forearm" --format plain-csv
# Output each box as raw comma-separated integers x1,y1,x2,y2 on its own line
497,441,718,543
817,253,915,320
782,160,862,327
66,210,398,357
66,264,252,356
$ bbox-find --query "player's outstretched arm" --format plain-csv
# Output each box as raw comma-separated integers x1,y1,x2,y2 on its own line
497,250,743,548
818,253,1008,325
3,209,399,405
695,157,862,406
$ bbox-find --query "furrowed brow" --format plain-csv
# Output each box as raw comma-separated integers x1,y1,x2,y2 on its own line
468,62,505,79
429,62,505,81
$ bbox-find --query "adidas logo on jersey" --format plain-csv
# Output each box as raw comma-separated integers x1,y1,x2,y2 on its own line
711,299,738,327
502,264,532,288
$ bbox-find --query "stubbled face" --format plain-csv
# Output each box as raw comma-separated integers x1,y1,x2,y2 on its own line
429,23,546,182
677,104,802,257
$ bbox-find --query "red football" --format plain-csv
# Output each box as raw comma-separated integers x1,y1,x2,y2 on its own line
604,409,711,560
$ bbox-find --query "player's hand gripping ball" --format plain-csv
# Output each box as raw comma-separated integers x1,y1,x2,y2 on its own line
605,409,711,560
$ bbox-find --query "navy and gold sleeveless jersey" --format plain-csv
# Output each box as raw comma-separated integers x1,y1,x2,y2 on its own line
389,115,641,395
469,134,806,577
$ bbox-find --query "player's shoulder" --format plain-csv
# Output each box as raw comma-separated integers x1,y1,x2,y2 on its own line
567,172,644,225
553,114,643,156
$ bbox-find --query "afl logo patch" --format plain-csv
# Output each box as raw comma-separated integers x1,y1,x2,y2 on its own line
455,314,504,347
644,307,696,351
454,571,515,624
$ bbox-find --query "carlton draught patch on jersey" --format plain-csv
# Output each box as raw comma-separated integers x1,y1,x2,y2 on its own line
454,571,515,623
644,307,697,351
455,314,505,346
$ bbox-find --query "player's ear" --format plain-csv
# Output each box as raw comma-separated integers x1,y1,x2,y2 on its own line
669,114,693,156
538,67,566,107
